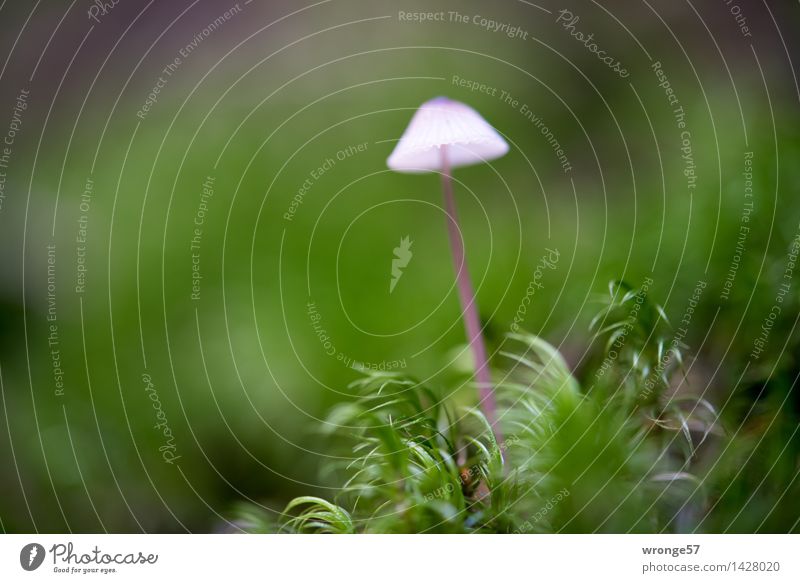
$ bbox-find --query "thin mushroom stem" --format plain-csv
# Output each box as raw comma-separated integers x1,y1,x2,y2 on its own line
439,146,503,445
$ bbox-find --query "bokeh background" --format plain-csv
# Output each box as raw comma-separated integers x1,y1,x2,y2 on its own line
0,0,798,532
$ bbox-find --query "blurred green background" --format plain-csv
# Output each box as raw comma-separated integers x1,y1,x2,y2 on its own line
0,0,798,532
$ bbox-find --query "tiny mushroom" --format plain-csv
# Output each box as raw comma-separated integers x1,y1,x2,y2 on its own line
387,96,509,439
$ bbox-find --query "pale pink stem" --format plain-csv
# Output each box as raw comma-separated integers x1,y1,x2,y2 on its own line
439,146,503,445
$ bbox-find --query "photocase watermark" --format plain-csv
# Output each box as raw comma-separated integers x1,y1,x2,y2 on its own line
720,0,753,39
651,61,697,195
75,176,93,295
451,75,572,173
143,373,180,464
511,248,560,332
513,488,571,533
555,9,629,78
87,0,120,23
720,151,754,301
190,175,215,301
451,75,500,98
136,3,244,119
750,222,800,360
20,540,158,574
20,543,46,571
449,11,529,40
397,11,529,39
423,435,520,502
389,235,413,293
640,280,706,401
678,280,706,334
46,244,66,398
48,542,157,574
0,87,29,214
307,300,407,371
593,276,654,383
284,142,368,221
397,11,447,23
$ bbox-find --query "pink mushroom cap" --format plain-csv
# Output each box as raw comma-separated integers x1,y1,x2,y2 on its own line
387,97,509,173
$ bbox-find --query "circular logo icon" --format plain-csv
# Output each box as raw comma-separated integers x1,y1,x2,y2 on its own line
20,543,46,571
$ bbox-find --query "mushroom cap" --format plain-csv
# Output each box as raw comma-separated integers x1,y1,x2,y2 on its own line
387,97,509,173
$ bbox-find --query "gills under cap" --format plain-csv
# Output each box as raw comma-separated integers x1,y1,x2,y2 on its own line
387,97,509,173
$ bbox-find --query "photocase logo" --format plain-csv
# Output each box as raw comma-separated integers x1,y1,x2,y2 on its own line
20,543,45,571
389,235,413,293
